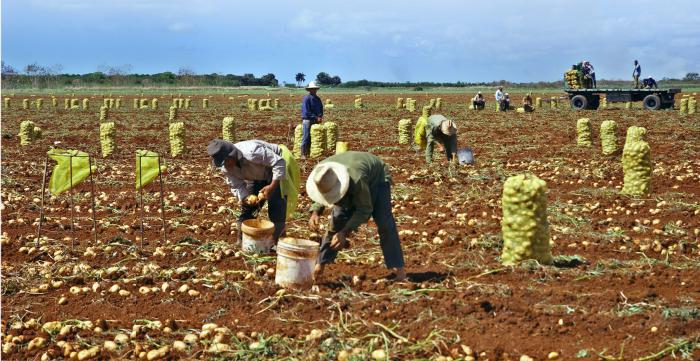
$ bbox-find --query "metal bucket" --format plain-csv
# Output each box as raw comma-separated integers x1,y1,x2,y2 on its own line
275,238,319,289
241,219,275,254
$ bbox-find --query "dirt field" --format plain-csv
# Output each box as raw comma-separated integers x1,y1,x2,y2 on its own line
1,92,699,360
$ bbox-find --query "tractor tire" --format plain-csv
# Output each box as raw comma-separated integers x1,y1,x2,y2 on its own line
643,94,661,110
570,95,588,110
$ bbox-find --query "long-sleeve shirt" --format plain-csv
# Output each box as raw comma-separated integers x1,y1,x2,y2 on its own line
495,90,504,102
633,64,641,76
310,152,391,232
301,94,324,121
220,140,285,200
425,115,457,163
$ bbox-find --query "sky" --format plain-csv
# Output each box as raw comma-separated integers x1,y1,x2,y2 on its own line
2,0,699,84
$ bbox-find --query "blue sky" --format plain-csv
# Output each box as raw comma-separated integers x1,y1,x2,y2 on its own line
2,0,699,83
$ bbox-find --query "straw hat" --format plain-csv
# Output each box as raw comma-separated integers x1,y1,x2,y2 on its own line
440,119,457,136
306,162,350,207
305,81,320,90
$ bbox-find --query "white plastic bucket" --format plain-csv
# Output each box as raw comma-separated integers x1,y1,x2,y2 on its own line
275,238,319,289
241,219,275,254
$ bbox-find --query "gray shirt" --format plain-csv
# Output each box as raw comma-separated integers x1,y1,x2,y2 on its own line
220,140,285,200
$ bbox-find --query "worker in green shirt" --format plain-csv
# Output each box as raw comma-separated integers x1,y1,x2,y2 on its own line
425,114,458,163
307,151,406,281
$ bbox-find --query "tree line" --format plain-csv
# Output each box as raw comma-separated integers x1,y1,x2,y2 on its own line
1,62,698,89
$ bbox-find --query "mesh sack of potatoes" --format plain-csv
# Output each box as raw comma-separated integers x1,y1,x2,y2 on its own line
501,173,553,266
169,122,186,157
100,122,116,157
600,120,618,155
310,124,326,158
576,118,592,146
398,119,412,145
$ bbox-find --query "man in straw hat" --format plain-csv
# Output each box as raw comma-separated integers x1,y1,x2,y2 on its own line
300,81,324,158
307,151,406,281
424,114,458,163
207,139,300,245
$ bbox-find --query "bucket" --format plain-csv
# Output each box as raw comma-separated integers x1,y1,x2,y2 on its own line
275,238,319,289
241,219,275,254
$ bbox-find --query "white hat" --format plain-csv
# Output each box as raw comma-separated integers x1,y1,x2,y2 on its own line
305,81,320,90
306,162,350,207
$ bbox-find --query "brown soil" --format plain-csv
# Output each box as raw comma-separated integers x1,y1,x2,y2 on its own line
1,92,699,360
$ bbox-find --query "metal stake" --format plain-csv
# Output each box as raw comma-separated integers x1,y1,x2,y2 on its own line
36,155,49,248
69,154,75,251
157,156,167,242
88,155,98,244
138,155,145,250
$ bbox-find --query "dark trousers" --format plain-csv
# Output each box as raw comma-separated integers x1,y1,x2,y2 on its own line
439,133,458,161
237,180,286,242
473,100,485,110
500,100,509,111
524,104,534,112
300,119,316,156
318,182,405,269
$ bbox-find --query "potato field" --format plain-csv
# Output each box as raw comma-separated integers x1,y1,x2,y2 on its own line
1,91,699,360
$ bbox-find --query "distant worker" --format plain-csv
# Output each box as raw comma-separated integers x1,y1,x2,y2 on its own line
300,81,324,158
522,92,534,112
503,93,511,111
642,76,658,89
472,92,485,110
633,60,641,89
208,139,300,245
583,61,596,88
307,151,406,281
495,86,505,111
424,114,458,163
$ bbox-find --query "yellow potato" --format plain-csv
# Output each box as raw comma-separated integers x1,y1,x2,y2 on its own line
244,195,258,205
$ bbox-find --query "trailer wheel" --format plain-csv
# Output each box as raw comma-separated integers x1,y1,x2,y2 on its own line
643,94,661,110
570,95,588,110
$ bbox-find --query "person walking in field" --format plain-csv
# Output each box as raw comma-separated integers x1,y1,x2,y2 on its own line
300,81,324,158
633,60,641,89
495,86,505,111
472,92,485,110
307,151,406,281
208,139,300,245
424,114,458,163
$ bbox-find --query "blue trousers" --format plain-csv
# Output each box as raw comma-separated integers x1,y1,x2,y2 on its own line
300,119,315,156
318,182,405,269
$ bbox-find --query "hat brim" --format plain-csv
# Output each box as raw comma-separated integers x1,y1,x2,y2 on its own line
305,86,320,90
306,162,350,207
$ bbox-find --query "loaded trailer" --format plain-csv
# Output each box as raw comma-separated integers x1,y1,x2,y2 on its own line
565,88,681,111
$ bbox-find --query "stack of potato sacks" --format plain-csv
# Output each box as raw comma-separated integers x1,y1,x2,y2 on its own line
324,122,338,153
293,124,303,158
354,98,363,109
398,119,412,145
100,122,116,157
576,118,592,146
599,120,618,155
621,126,651,195
19,120,42,146
310,124,326,158
222,117,235,142
501,173,553,265
565,69,581,89
169,122,186,157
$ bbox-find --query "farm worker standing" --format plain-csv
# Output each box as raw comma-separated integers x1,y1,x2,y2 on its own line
424,114,458,163
472,92,485,110
633,60,642,89
522,93,534,112
503,93,511,111
642,76,658,89
583,61,596,88
300,81,324,158
307,151,406,281
207,139,300,245
495,86,505,111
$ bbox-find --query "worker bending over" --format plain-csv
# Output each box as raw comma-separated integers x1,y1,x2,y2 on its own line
307,151,406,281
208,139,300,244
523,93,534,112
642,76,658,89
472,92,485,110
425,114,458,163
